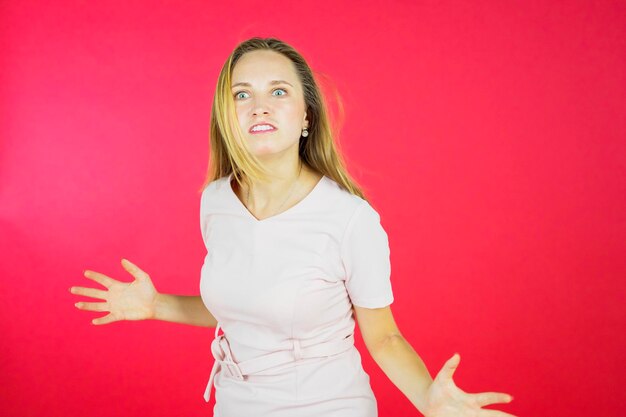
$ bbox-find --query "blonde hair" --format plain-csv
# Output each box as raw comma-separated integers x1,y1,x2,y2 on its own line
198,37,370,201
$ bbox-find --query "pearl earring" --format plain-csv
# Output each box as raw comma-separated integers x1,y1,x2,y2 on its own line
302,127,309,137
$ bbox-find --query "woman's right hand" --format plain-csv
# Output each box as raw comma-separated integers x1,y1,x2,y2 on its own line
70,258,159,325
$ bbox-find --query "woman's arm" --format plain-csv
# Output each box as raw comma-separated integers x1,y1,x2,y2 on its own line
353,305,516,417
353,305,432,412
71,258,217,328
153,294,217,327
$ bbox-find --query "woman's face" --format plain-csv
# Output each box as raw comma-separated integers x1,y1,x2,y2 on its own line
230,50,308,159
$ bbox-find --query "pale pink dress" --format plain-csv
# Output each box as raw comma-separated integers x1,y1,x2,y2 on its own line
199,172,394,417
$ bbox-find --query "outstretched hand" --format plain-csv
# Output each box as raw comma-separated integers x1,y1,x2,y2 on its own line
421,353,517,417
70,258,159,325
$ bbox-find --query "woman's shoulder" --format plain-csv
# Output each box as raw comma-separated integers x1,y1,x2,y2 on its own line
200,174,232,214
201,174,231,196
321,175,372,217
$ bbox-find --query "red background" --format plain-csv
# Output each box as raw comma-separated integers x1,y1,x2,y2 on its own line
1,1,624,416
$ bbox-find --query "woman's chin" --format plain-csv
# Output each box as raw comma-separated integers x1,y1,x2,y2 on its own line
249,141,298,158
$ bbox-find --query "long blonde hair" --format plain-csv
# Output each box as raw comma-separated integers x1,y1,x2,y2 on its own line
198,37,370,201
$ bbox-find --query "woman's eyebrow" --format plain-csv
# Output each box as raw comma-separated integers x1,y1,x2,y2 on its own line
231,80,294,88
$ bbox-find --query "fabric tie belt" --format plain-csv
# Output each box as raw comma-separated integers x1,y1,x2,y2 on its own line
203,323,355,402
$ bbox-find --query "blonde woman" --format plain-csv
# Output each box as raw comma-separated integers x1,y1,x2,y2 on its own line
70,37,516,417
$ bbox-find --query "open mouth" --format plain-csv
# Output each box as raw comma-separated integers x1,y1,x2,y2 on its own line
249,124,277,134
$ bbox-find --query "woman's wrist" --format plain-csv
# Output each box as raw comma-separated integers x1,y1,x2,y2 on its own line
152,292,167,321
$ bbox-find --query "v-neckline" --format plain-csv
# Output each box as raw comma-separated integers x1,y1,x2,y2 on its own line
227,172,327,223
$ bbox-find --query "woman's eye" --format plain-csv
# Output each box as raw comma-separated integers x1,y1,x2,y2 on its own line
234,88,287,100
273,88,287,96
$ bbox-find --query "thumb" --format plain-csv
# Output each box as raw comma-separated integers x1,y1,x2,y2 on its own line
121,258,147,281
440,352,461,381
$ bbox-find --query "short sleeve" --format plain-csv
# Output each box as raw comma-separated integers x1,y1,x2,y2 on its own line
340,200,394,308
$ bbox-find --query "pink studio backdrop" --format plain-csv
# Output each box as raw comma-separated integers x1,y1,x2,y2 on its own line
1,1,624,416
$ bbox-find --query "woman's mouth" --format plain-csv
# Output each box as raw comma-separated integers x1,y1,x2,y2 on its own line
249,123,277,134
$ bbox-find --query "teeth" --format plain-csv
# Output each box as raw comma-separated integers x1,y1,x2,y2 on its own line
252,125,274,131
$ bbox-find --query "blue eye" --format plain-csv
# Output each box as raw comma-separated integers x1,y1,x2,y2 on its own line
273,88,287,96
234,88,287,100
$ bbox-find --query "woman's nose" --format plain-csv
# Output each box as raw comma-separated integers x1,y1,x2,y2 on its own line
251,97,271,115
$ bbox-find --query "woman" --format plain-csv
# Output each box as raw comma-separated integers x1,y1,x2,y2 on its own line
70,37,516,417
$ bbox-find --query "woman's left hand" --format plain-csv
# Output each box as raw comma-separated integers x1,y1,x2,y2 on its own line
421,353,517,417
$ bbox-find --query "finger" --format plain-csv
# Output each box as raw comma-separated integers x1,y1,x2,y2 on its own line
70,286,108,301
83,270,116,288
121,258,148,281
75,301,108,312
92,313,118,325
439,352,461,381
479,409,518,417
474,392,514,407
